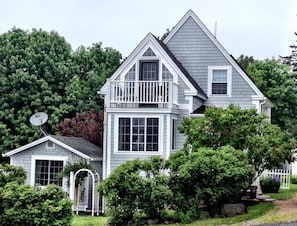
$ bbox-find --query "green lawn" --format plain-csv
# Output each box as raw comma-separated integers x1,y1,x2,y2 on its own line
71,184,297,226
267,183,297,200
72,215,108,226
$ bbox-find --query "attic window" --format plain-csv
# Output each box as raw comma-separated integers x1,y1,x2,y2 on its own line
208,66,232,96
46,141,55,149
143,47,156,56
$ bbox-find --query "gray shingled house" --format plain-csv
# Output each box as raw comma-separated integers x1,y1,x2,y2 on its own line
99,10,272,180
3,10,272,212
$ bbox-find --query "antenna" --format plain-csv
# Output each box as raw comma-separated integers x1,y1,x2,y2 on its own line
29,112,48,136
214,21,217,38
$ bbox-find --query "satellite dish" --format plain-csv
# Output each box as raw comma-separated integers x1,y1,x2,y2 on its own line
29,112,48,126
29,112,48,136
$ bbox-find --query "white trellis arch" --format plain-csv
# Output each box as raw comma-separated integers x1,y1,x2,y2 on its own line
69,169,100,216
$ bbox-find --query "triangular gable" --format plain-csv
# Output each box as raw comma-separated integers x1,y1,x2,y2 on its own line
100,33,206,99
164,10,265,98
2,135,93,160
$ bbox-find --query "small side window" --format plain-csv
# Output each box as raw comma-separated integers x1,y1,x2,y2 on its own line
208,66,232,96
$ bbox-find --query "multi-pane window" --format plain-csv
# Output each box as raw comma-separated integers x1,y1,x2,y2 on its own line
118,118,131,151
212,69,227,94
208,66,231,96
35,160,63,186
146,118,159,151
118,117,159,152
140,61,158,81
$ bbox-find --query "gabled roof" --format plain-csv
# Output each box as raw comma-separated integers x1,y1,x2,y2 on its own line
100,33,207,100
2,135,102,161
164,10,266,98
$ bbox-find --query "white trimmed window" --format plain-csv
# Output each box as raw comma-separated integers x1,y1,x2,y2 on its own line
35,160,63,186
208,66,232,96
31,156,67,187
118,117,159,152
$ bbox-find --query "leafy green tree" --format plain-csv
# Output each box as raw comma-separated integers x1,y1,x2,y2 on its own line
0,28,121,159
0,28,73,157
280,32,297,74
179,105,293,177
237,54,255,71
69,44,121,111
247,59,297,136
167,146,254,218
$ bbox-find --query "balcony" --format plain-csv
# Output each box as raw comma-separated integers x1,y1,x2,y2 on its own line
107,80,178,108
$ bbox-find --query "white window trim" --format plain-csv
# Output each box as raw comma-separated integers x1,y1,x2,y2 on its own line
30,155,68,188
208,66,232,97
114,114,162,155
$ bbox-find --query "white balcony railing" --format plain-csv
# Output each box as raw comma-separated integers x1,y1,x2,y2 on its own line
109,80,177,106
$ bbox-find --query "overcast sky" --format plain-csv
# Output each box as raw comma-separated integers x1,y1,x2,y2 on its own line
1,0,297,60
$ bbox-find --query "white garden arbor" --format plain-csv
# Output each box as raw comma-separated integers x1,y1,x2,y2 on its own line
69,169,101,216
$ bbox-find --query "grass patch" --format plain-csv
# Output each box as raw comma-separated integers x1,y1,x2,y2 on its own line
266,183,297,200
71,215,108,226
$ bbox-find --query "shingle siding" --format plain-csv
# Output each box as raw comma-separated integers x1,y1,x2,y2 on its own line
167,16,257,109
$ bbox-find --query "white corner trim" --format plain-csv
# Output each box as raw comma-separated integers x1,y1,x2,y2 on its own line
106,114,112,178
166,115,171,159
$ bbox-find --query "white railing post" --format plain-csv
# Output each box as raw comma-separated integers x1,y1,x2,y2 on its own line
168,81,173,108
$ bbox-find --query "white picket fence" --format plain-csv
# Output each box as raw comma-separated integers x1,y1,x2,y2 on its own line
260,169,290,189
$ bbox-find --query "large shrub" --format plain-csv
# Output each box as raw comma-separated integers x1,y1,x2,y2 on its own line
0,182,72,226
98,156,171,225
167,145,255,218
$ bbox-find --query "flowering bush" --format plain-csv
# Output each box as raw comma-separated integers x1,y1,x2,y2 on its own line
260,176,281,193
